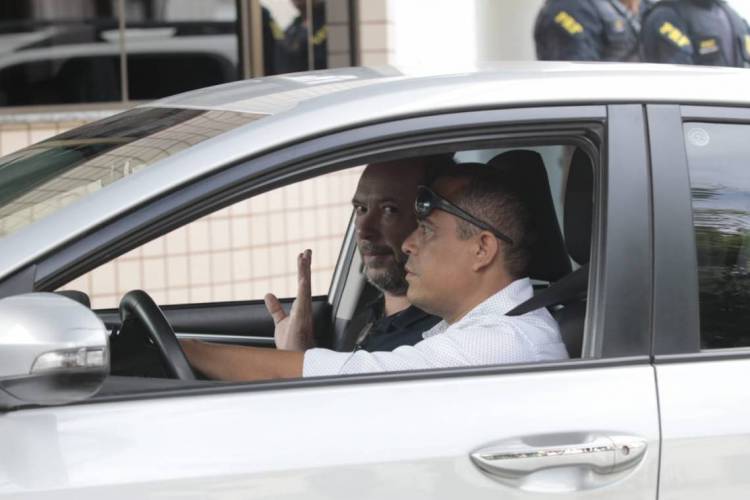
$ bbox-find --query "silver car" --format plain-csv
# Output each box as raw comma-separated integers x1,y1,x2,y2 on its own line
0,63,748,499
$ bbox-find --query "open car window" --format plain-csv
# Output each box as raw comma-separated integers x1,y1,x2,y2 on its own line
59,168,363,308
50,136,597,393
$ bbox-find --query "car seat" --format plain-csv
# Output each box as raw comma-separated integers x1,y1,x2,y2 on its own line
487,150,572,283
505,147,594,358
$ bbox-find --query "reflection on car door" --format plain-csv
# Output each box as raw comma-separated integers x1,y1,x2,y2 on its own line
0,363,659,499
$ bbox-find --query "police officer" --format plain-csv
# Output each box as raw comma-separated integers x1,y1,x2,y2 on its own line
276,0,327,73
641,0,750,67
535,0,653,61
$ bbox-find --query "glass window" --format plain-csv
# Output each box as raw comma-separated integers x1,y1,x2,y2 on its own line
685,122,750,349
124,0,241,100
0,0,242,106
0,0,121,105
264,0,351,75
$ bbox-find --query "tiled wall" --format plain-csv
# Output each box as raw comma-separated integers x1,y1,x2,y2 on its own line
0,117,362,309
0,121,85,156
357,0,392,66
62,167,362,309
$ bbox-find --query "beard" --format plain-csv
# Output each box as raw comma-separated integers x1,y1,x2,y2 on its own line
359,242,409,296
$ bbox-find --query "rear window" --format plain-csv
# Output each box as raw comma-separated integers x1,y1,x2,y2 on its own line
0,107,262,238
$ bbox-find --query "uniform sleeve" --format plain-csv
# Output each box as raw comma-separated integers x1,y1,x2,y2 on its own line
534,0,604,61
640,5,694,64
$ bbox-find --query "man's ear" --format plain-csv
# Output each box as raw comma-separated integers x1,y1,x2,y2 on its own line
471,231,500,272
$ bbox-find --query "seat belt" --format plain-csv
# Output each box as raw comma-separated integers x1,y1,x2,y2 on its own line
507,263,589,316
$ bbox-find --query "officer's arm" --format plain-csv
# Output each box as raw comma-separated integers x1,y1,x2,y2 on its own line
641,6,694,64
535,0,603,61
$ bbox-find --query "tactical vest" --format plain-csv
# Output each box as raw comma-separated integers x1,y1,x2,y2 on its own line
649,0,750,67
589,0,646,61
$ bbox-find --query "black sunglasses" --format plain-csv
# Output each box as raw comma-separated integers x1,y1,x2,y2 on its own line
415,186,514,245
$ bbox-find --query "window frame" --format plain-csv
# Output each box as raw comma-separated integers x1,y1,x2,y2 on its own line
0,103,660,404
652,104,750,363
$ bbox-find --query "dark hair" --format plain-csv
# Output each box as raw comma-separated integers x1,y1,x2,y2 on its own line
434,163,534,279
420,153,456,184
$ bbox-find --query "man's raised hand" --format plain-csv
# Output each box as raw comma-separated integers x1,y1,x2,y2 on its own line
265,249,315,351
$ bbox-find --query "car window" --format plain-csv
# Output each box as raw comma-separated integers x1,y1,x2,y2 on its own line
685,122,750,349
61,141,595,366
59,168,363,309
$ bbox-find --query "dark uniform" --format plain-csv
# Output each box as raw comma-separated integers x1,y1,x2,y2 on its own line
275,2,327,73
347,296,440,352
535,0,654,61
641,0,750,67
262,7,284,76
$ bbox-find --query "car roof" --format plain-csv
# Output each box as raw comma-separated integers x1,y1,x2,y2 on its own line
150,62,750,116
2,62,749,283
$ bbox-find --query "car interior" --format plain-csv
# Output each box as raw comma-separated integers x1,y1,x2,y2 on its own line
54,142,595,394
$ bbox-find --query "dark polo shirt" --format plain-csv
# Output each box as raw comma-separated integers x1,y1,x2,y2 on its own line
353,297,441,352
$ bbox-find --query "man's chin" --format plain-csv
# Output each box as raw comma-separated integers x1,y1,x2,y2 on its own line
365,269,408,296
363,254,396,267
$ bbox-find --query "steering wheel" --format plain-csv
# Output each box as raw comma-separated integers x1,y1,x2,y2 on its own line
118,290,196,380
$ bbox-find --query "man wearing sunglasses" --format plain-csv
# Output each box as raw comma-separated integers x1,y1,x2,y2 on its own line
182,162,568,380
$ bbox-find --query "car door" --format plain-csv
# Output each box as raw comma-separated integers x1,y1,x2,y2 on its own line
0,104,660,499
648,104,750,500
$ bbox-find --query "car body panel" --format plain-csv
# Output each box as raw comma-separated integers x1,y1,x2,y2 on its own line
0,364,659,499
656,358,750,500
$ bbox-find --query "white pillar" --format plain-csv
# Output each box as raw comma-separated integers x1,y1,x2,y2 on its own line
357,0,547,68
475,0,545,62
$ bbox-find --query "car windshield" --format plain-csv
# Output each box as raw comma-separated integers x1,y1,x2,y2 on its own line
0,107,261,238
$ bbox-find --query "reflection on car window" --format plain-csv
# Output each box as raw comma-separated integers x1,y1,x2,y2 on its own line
0,0,240,106
0,107,262,238
685,122,750,349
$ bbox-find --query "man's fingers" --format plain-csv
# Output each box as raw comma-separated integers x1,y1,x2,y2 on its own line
297,249,312,298
264,293,287,324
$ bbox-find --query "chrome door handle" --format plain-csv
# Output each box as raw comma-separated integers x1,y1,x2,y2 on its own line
470,434,647,479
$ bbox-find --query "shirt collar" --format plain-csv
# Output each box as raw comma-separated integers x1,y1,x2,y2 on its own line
422,277,534,338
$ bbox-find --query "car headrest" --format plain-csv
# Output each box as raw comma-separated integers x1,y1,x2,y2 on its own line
564,148,594,265
488,150,572,282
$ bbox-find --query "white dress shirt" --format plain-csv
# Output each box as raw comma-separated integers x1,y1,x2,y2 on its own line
303,277,569,377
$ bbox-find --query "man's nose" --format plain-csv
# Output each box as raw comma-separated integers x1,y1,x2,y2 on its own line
355,210,379,239
402,227,418,255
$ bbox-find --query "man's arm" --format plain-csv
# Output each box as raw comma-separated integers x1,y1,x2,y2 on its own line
535,0,603,61
640,5,694,64
181,340,303,381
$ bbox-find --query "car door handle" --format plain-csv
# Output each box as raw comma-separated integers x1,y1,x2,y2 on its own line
470,434,647,479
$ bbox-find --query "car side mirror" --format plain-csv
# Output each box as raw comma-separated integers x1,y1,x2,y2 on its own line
0,293,109,411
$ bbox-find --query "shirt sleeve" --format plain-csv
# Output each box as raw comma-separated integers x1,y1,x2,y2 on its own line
302,317,556,377
302,334,473,377
535,0,604,61
641,5,694,64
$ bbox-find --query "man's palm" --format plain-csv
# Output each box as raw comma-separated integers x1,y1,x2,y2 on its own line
265,249,314,351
